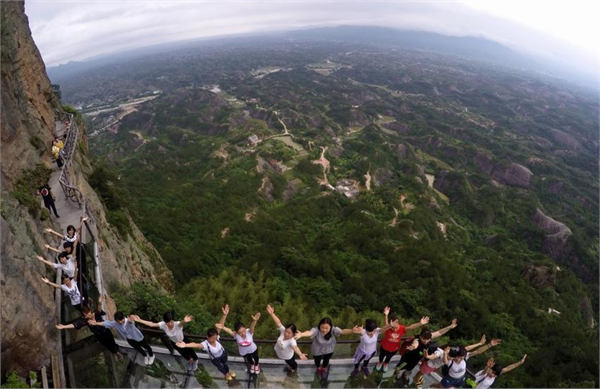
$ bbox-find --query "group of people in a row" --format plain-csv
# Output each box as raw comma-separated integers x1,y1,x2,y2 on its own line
55,298,526,388
52,119,71,168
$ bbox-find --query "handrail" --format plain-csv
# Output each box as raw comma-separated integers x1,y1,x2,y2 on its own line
56,112,85,209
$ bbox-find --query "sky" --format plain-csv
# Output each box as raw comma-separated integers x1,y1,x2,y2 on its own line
26,0,599,76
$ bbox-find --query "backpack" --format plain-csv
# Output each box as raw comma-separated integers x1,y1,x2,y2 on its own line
40,188,49,197
442,361,453,377
398,336,415,355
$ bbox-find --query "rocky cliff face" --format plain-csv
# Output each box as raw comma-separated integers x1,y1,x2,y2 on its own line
1,1,173,377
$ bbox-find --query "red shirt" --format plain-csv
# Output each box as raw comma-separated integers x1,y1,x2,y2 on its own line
380,325,406,352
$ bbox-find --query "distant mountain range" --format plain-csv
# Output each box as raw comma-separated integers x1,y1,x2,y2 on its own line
48,26,595,89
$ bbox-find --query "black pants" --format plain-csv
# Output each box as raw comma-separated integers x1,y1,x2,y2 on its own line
285,355,298,371
56,157,64,168
396,353,420,371
172,340,198,361
243,349,259,365
378,347,396,364
44,200,59,217
314,352,333,368
127,338,153,357
97,331,119,354
355,352,375,369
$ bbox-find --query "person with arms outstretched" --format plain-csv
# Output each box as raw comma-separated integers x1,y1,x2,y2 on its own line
176,304,237,381
472,354,527,389
41,274,83,312
132,312,198,371
266,304,308,374
295,317,361,378
216,310,261,374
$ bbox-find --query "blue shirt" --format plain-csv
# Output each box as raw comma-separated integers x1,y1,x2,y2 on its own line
104,318,144,341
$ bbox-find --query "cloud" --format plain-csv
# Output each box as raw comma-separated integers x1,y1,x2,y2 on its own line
26,0,598,76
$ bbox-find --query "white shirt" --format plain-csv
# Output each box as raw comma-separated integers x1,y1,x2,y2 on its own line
61,281,81,305
158,321,184,342
53,256,76,278
474,370,496,389
427,348,445,369
235,331,257,355
202,336,224,359
274,325,297,360
64,232,78,243
446,354,470,379
357,329,380,355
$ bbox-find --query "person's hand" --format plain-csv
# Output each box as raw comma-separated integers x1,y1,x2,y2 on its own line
81,217,89,222
444,346,451,355
251,312,261,321
423,349,430,358
486,358,494,368
215,323,224,330
41,277,50,284
44,228,53,233
222,304,229,316
479,334,487,345
490,339,502,346
352,325,362,334
36,255,44,262
44,244,51,249
266,304,275,315
56,324,66,330
450,318,458,328
176,341,187,348
383,306,390,316
294,333,303,340
88,319,98,326
129,315,139,322
299,353,308,360
420,316,430,325
183,315,193,323
520,354,527,364
407,339,419,351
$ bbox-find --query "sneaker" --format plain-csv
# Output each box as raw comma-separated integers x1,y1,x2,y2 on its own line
192,360,198,372
375,362,383,371
144,356,149,365
225,374,233,381
352,368,360,378
362,366,370,376
249,364,255,374
254,364,260,374
229,371,236,378
148,355,155,366
383,363,389,373
415,375,424,389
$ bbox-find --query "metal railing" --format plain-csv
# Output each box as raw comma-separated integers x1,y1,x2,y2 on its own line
55,111,84,208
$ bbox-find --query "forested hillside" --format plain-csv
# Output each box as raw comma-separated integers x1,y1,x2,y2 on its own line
57,37,599,387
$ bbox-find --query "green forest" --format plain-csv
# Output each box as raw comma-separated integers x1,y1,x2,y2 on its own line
81,41,599,387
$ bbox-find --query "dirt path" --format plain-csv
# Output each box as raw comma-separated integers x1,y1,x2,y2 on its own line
312,146,330,186
364,169,372,191
389,207,399,227
274,110,290,135
130,131,148,152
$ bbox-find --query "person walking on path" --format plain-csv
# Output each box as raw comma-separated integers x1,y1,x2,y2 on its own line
39,182,59,218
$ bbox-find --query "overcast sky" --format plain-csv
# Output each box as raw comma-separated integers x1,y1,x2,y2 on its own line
27,0,599,75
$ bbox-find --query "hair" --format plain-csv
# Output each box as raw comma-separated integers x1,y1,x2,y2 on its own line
426,341,439,354
365,319,377,332
58,252,68,261
207,328,218,338
285,323,298,334
82,307,93,316
389,315,399,323
66,225,76,234
163,311,174,323
492,363,503,376
234,322,245,332
114,311,125,321
449,346,468,358
63,241,74,250
318,317,334,340
420,328,432,340
61,274,71,283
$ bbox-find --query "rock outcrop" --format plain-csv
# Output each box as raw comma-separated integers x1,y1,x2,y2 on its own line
473,152,532,188
522,265,557,289
532,208,573,265
1,1,173,377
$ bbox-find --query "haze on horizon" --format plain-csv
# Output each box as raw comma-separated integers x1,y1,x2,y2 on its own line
27,0,599,80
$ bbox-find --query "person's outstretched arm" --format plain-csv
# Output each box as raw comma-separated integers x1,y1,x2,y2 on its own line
266,304,283,328
44,228,64,239
294,330,314,339
176,341,205,349
406,316,430,330
502,354,527,374
432,318,458,338
469,338,501,357
180,315,193,328
215,323,235,337
41,277,61,290
56,324,76,330
44,244,61,254
216,304,229,334
340,325,362,335
36,255,57,269
465,335,486,351
383,306,390,327
293,345,308,360
131,315,160,328
249,312,260,335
